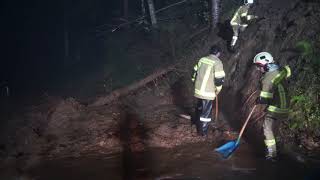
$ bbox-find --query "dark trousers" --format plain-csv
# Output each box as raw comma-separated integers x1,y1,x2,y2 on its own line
194,98,213,136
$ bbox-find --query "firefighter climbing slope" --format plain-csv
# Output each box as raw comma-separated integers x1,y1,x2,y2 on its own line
230,0,258,50
253,52,291,161
192,45,225,136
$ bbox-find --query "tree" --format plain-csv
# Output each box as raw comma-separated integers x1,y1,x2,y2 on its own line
63,1,69,64
141,0,146,17
147,0,158,29
211,0,220,28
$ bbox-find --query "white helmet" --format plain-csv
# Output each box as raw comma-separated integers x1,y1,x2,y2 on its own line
253,52,274,66
244,0,254,5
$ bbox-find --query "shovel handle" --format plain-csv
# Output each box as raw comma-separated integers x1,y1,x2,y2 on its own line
237,105,257,141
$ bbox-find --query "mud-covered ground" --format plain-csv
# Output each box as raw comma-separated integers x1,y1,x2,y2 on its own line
3,142,316,180
0,75,240,179
215,0,320,160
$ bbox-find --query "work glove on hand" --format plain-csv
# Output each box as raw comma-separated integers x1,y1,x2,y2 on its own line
256,97,269,105
215,86,222,95
253,16,265,23
239,24,248,32
256,97,269,113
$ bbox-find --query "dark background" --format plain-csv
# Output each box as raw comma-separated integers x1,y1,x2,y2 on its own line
0,0,143,97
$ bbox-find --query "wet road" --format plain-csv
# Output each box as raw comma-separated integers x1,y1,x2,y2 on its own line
24,142,317,180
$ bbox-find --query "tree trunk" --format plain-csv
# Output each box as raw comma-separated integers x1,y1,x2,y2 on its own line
89,65,175,107
211,0,220,28
63,1,69,63
141,0,146,17
147,0,158,28
124,0,128,19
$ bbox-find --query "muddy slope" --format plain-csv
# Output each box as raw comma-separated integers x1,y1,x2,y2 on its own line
221,0,320,158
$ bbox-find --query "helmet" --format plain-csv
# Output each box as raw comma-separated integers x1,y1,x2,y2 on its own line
253,52,274,66
244,0,254,5
210,45,221,55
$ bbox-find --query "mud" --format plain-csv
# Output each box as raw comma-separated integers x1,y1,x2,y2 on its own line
2,142,313,180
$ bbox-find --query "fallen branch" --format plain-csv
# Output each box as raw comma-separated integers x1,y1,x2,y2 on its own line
89,65,176,107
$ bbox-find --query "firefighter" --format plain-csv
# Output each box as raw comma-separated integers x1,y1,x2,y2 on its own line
192,45,225,136
230,0,258,50
253,52,291,161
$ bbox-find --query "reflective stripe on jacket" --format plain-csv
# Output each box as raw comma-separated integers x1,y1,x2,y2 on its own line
193,55,225,100
259,65,291,114
230,5,253,26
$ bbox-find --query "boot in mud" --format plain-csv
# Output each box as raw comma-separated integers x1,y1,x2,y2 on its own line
265,146,277,162
229,36,238,52
228,44,237,53
197,121,210,136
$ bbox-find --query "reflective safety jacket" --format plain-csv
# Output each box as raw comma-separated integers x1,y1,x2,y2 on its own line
230,5,255,26
192,55,225,100
259,65,291,115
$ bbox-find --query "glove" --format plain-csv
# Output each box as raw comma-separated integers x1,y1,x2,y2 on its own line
240,24,248,32
241,24,248,28
256,97,269,105
215,86,222,95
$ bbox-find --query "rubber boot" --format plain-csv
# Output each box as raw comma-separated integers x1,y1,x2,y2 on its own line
230,36,238,49
265,146,277,162
197,121,209,136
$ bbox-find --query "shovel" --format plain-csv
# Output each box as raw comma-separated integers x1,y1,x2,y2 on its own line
215,105,257,159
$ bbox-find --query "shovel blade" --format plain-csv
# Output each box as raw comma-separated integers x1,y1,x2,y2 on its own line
215,140,239,159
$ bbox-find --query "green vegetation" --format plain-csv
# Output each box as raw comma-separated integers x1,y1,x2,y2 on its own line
296,40,313,57
289,39,320,135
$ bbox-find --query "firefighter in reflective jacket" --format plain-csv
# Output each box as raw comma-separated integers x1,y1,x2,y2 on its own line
192,45,225,136
230,0,258,49
253,52,291,161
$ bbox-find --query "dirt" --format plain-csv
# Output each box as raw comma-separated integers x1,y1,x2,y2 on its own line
0,76,236,173
218,0,320,159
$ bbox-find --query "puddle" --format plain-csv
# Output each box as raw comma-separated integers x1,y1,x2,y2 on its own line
18,142,312,180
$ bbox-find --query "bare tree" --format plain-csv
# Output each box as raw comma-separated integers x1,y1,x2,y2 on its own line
141,0,146,16
147,0,158,28
63,1,69,63
211,0,220,28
